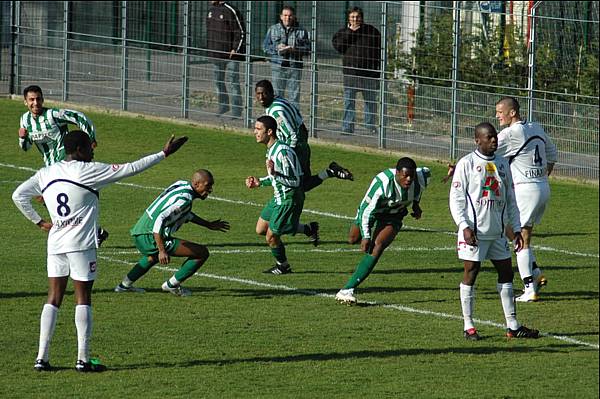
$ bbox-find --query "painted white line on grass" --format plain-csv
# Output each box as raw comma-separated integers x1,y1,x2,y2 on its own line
99,254,599,350
2,162,598,259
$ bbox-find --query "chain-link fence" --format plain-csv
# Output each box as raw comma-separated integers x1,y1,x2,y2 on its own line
1,1,598,181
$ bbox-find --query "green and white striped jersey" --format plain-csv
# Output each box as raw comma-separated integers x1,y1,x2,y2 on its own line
130,180,198,237
264,96,307,148
259,141,303,204
19,107,96,166
356,167,431,238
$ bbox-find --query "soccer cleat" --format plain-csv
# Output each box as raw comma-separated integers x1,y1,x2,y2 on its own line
263,263,292,275
308,222,320,247
327,162,354,181
114,283,145,293
97,228,109,247
34,359,52,372
75,359,107,373
515,289,539,302
161,281,191,297
335,289,357,304
533,268,547,294
463,328,481,341
506,325,540,339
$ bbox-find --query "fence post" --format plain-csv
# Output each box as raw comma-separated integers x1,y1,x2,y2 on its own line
527,1,542,120
450,1,461,162
244,1,252,128
120,1,128,111
309,1,317,138
378,1,388,149
62,1,69,101
181,1,190,118
10,1,21,95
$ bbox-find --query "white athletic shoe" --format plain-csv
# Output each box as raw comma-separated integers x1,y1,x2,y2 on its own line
161,281,191,297
335,289,357,304
114,283,145,293
516,289,539,302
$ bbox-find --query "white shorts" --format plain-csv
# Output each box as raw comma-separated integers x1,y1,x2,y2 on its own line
457,230,511,262
514,183,550,227
47,249,98,281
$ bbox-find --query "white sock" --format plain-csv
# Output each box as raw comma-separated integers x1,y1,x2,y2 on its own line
37,304,58,361
296,223,307,234
122,276,133,287
459,283,475,331
516,248,534,285
75,305,92,362
318,169,330,180
497,282,520,330
168,276,181,287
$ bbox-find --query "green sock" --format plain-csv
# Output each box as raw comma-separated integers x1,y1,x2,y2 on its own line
126,256,156,283
174,258,203,282
271,245,287,264
344,254,378,289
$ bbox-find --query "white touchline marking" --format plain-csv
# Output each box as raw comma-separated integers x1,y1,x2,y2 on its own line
99,254,599,350
3,164,596,259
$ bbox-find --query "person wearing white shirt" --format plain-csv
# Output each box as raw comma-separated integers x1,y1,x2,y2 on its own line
12,130,187,372
449,122,539,340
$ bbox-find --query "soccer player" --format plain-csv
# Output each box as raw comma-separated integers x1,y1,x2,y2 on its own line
18,85,109,246
245,115,309,275
254,80,354,193
449,122,539,340
335,157,431,304
114,170,230,296
12,130,188,372
495,97,557,302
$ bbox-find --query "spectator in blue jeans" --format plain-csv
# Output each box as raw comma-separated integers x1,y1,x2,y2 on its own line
332,7,381,134
263,5,310,110
206,1,245,119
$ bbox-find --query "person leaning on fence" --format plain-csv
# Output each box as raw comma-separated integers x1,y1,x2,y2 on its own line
262,5,310,110
206,1,245,119
332,6,381,135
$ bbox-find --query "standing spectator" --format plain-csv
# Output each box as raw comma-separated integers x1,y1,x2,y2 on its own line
449,122,539,340
262,5,310,109
12,131,187,372
335,158,431,304
495,96,557,302
19,84,109,247
206,1,245,119
332,7,381,134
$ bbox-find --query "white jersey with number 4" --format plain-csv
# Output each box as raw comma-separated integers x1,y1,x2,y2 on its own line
12,152,165,254
496,120,557,185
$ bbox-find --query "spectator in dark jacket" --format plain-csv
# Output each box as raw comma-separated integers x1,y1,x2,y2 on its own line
332,7,381,134
206,1,246,119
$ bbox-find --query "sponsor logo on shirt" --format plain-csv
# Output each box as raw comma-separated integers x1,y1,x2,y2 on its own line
54,216,84,229
111,164,120,171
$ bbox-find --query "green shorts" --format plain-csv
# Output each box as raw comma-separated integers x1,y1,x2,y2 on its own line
354,210,406,238
132,234,181,256
260,190,305,236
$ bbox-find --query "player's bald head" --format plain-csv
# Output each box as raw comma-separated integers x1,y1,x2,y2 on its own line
192,169,213,184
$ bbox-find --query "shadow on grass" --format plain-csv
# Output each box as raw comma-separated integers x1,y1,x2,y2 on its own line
110,343,590,371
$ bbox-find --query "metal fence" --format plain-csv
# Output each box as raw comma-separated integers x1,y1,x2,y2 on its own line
1,1,598,181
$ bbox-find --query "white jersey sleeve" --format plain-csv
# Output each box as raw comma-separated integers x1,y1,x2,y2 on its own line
449,158,472,233
12,172,44,225
88,152,166,190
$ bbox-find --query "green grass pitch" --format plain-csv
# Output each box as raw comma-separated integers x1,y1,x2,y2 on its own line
0,98,597,398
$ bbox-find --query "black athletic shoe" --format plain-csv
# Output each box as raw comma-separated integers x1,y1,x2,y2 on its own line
263,264,292,275
34,359,52,372
506,325,540,339
97,228,109,247
463,328,481,341
308,222,320,247
327,162,354,181
75,359,107,373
